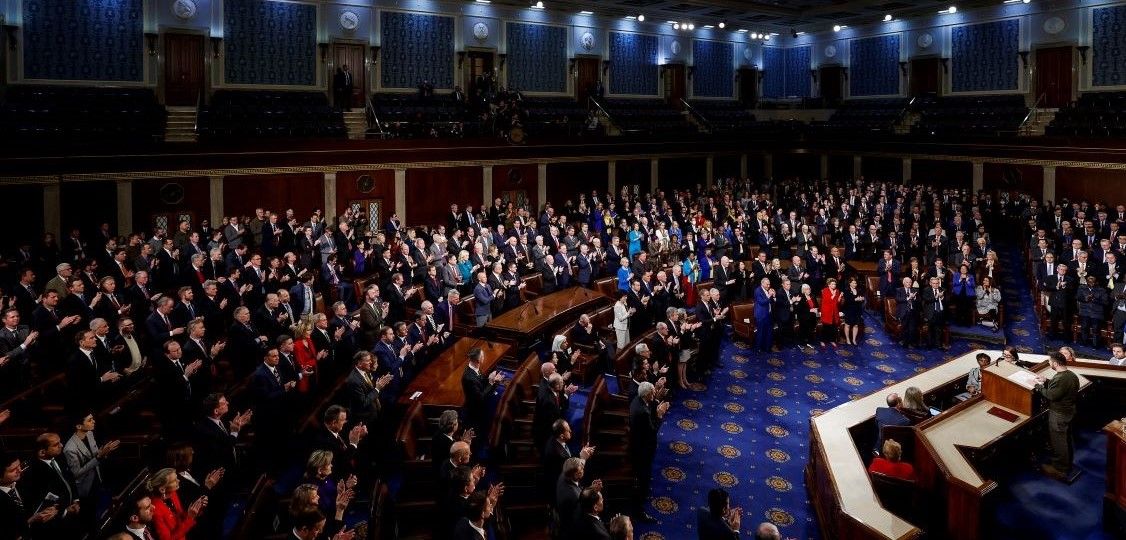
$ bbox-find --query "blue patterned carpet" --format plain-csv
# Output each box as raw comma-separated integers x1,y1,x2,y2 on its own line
634,246,1074,540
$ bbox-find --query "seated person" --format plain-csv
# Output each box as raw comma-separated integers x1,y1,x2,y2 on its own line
966,353,990,395
873,393,910,455
1110,343,1126,366
899,386,933,424
868,439,916,481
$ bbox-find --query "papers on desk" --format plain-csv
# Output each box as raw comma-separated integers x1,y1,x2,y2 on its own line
1006,369,1040,389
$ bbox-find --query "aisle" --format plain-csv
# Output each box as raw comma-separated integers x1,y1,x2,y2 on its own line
636,312,984,539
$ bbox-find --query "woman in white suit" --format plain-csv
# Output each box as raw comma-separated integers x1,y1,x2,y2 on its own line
64,412,120,499
613,293,634,350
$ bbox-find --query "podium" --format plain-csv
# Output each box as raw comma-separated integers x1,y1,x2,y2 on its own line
981,361,1043,415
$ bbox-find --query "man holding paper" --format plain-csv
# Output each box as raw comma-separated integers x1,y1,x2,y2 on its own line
1034,351,1080,481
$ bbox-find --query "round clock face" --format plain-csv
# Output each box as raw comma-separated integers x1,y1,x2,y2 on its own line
580,32,595,51
159,183,185,205
824,45,837,58
171,0,197,21
1043,17,1066,35
340,11,359,31
743,47,752,61
473,22,490,42
356,175,374,194
917,33,934,49
670,40,682,56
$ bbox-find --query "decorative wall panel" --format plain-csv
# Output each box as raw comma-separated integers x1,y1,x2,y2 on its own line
609,32,658,96
692,40,734,98
849,34,900,97
380,11,455,89
763,46,785,98
506,22,568,93
951,19,1020,92
1093,4,1126,87
22,0,143,81
224,0,317,86
784,46,812,98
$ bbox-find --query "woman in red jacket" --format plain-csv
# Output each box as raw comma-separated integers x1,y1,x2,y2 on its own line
148,467,207,540
292,319,325,393
869,439,916,481
819,278,843,349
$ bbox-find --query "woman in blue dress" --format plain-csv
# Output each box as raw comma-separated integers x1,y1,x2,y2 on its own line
627,222,643,258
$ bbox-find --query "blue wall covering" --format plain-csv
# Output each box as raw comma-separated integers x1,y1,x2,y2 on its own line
609,32,658,96
506,22,567,93
850,34,900,97
951,19,1020,92
763,46,784,98
22,0,143,81
692,40,734,98
381,11,455,89
224,0,317,86
1093,4,1126,87
784,46,811,98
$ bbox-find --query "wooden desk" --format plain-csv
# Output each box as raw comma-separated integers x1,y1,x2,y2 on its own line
398,338,512,407
918,398,1028,487
1105,420,1126,513
484,287,609,339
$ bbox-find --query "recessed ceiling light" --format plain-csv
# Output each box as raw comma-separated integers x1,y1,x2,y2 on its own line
795,31,805,36
737,28,747,33
763,34,771,40
474,0,490,3
883,14,893,21
673,22,680,29
531,1,544,8
578,10,593,15
940,6,956,13
687,23,695,30
637,14,645,21
833,25,842,32
703,25,714,29
718,21,726,29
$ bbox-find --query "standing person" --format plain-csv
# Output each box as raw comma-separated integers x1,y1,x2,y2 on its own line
1034,352,1080,481
921,276,948,350
795,284,819,351
628,382,668,524
819,278,842,349
841,276,865,346
895,277,920,347
753,278,774,353
613,294,633,350
333,65,354,111
472,272,494,327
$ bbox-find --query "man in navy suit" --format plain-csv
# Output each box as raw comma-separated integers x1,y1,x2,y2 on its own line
461,347,503,436
877,249,901,298
696,488,741,540
753,278,774,353
435,290,460,333
473,272,494,327
289,273,316,319
372,326,406,404
249,348,295,462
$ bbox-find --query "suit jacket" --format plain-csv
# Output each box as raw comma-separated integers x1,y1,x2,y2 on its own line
628,396,661,462
63,433,101,497
921,286,946,322
343,368,381,424
696,508,740,540
22,458,77,509
473,283,494,317
193,418,238,474
555,478,582,533
460,366,496,428
66,349,107,412
249,363,286,408
533,384,569,448
571,513,610,540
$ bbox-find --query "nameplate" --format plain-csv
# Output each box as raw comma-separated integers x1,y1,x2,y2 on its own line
987,406,1019,422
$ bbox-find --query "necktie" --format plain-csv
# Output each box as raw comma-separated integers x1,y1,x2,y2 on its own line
8,488,22,512
271,367,280,383
187,303,195,318
935,289,942,311
162,314,170,330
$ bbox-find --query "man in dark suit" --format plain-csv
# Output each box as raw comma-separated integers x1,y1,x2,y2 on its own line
21,432,81,535
0,308,37,394
575,244,594,288
154,340,201,439
309,405,367,481
289,273,316,320
333,65,354,111
194,393,250,476
248,348,295,462
697,488,742,540
541,419,594,501
921,276,948,350
66,330,121,414
894,278,921,348
145,296,183,356
713,256,735,305
876,250,901,298
571,488,610,539
533,373,576,452
461,347,504,436
628,381,668,523
343,351,391,425
0,450,62,539
1043,264,1077,342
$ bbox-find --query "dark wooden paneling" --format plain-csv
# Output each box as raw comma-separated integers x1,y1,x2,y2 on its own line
405,167,483,227
820,66,844,107
223,173,323,220
912,160,972,189
0,185,44,248
1057,167,1126,206
714,155,740,179
132,176,211,232
616,160,651,190
546,162,605,208
495,164,540,212
775,152,820,180
911,57,941,97
163,33,205,107
61,181,116,238
861,156,902,182
982,163,1043,200
748,154,766,180
336,170,395,224
658,157,706,191
829,155,853,180
1036,46,1073,109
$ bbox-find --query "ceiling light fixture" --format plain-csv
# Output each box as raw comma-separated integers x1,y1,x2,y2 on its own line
637,14,645,21
703,25,714,29
687,23,695,30
718,21,726,29
673,22,680,29
474,0,490,3
578,10,593,15
737,28,747,33
883,14,893,21
940,6,956,13
531,1,544,8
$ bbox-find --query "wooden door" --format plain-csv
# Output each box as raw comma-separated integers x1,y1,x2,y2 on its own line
332,43,366,109
664,64,685,105
1036,46,1074,108
163,33,204,106
738,68,758,106
819,66,843,106
576,57,601,103
466,50,495,99
910,58,941,97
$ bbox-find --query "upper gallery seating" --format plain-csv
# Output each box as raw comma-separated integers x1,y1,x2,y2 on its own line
1046,91,1126,137
197,90,345,140
370,92,470,138
811,98,909,135
913,94,1028,136
687,100,758,133
600,98,699,136
0,85,166,143
521,96,589,137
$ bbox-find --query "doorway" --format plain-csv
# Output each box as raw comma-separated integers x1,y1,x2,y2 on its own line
1036,46,1074,108
910,57,941,97
163,33,205,106
664,63,685,105
465,50,495,101
575,57,601,104
737,68,758,106
332,42,367,109
819,66,843,106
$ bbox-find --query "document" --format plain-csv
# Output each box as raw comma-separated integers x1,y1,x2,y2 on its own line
1006,369,1040,389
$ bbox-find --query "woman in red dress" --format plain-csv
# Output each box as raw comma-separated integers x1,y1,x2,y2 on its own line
819,278,843,349
148,467,206,540
292,318,324,393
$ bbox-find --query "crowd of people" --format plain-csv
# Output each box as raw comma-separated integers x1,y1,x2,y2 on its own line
2,171,1124,539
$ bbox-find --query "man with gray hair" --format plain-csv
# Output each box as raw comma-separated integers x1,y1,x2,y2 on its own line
432,408,473,472
534,372,578,450
629,381,669,522
754,521,782,540
557,456,604,536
